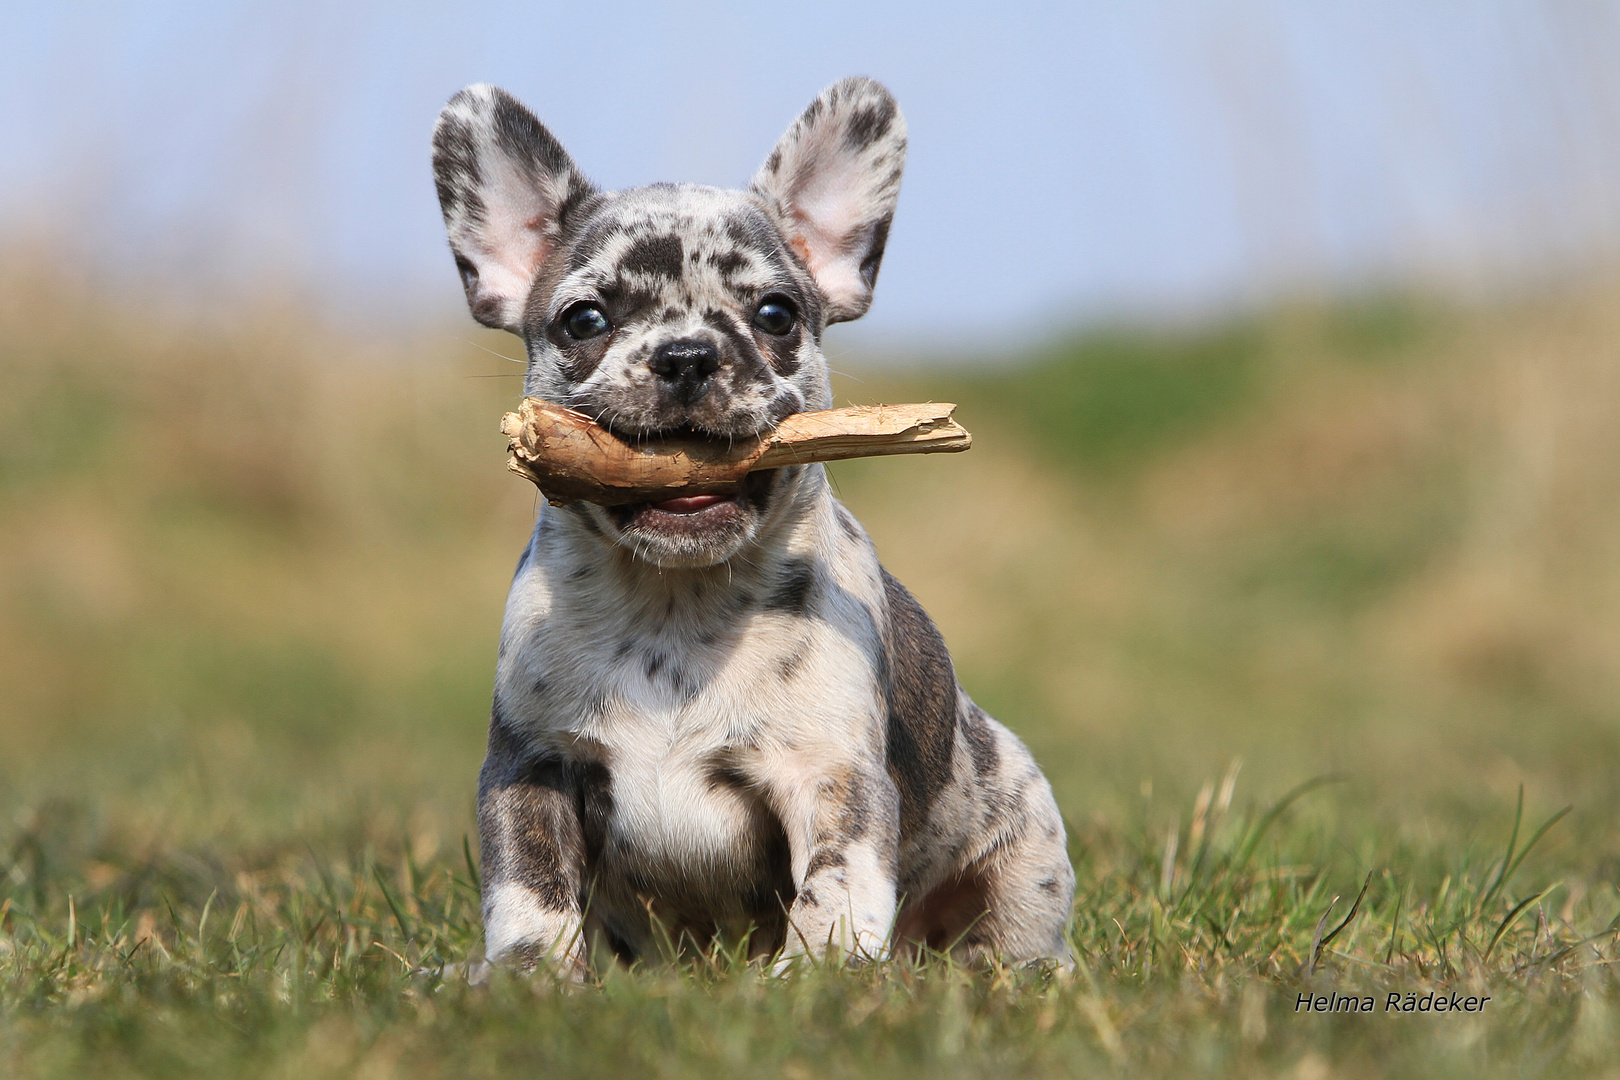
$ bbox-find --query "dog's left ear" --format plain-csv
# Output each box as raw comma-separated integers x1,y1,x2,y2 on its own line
753,77,906,325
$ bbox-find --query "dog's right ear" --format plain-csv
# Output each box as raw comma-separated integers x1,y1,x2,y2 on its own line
432,85,594,332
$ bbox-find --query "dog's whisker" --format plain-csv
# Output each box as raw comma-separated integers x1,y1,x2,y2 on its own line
462,337,526,364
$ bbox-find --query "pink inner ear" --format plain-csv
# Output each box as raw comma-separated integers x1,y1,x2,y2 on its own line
790,222,867,314
457,154,561,326
775,138,883,314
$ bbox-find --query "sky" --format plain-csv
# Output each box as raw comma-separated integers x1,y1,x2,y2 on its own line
3,1,1618,350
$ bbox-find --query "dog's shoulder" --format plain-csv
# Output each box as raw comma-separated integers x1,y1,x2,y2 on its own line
874,558,963,832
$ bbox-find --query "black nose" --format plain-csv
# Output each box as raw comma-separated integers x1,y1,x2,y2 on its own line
649,339,721,405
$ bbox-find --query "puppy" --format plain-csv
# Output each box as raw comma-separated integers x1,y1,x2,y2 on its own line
432,77,1074,972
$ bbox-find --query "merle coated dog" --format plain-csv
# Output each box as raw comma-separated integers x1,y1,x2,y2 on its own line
432,77,1074,973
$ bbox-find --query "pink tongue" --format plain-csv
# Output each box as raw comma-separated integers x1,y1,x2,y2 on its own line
650,494,731,514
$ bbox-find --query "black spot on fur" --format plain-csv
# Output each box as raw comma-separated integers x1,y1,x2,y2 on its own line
843,97,897,152
614,639,634,660
960,702,1000,779
702,753,750,792
767,391,806,424
756,326,801,376
804,848,847,878
741,469,780,520
765,558,817,615
505,940,547,972
644,651,666,679
813,771,872,848
836,780,871,843
777,649,805,680
619,234,684,279
710,250,752,278
858,214,892,290
881,569,958,835
1038,878,1062,896
576,761,613,857
532,676,549,696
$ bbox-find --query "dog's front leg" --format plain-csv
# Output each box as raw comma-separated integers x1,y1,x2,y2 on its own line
764,756,901,965
476,719,589,977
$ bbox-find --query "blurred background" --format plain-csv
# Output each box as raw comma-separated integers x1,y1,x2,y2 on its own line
3,1,1620,871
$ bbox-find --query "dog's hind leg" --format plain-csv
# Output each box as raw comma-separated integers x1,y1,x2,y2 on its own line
896,716,1075,968
965,776,1075,966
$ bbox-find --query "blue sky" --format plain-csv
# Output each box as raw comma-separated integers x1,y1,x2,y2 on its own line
3,1,1617,348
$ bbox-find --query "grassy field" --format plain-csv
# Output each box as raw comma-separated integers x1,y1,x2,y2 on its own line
3,260,1620,1077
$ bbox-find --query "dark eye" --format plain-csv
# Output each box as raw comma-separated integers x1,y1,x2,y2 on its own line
562,302,611,340
753,298,796,335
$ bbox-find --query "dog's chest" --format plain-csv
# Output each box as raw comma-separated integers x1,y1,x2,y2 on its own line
594,724,765,871
501,578,801,865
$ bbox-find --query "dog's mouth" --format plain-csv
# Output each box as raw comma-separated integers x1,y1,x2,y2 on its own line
573,409,786,563
646,493,736,515
607,469,777,554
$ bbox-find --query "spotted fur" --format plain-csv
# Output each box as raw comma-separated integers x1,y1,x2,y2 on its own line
434,78,1073,972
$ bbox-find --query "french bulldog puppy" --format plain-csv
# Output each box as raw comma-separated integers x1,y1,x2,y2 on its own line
432,77,1074,973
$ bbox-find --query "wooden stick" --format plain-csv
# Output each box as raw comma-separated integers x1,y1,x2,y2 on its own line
500,398,971,506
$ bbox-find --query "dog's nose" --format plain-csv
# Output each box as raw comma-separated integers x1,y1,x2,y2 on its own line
649,339,721,404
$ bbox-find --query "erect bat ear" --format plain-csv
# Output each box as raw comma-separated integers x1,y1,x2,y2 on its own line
752,77,907,325
431,85,595,332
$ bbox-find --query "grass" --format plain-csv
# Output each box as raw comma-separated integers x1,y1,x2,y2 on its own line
3,774,1614,1078
4,259,1620,1076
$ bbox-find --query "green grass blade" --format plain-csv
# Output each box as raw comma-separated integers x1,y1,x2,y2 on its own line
372,867,412,942
1233,774,1344,871
1479,785,1524,915
463,833,481,892
1484,887,1553,961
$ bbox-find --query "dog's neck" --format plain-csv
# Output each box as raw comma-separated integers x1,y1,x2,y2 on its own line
541,466,834,621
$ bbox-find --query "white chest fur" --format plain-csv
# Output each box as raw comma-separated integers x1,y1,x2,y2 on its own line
491,506,887,900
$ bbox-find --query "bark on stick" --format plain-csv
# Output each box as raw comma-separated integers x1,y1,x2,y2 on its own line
500,398,971,506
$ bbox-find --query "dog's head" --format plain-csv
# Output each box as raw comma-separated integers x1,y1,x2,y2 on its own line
432,78,905,568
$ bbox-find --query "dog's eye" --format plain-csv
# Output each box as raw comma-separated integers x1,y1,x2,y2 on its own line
562,303,611,340
752,298,795,336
